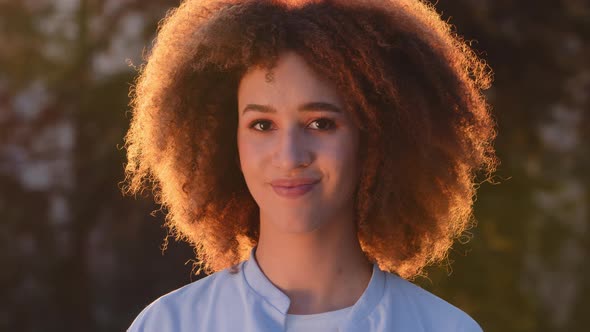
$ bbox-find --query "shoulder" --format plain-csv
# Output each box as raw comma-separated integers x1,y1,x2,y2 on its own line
383,272,483,331
127,264,243,332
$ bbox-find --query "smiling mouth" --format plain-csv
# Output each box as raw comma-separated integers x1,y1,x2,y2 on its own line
270,181,319,198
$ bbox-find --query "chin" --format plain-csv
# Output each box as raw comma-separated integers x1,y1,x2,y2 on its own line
263,211,326,234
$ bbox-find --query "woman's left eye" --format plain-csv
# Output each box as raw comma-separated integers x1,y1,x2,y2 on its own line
308,118,336,130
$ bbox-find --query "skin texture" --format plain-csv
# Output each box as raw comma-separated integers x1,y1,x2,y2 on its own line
237,51,360,234
237,51,371,314
122,0,499,280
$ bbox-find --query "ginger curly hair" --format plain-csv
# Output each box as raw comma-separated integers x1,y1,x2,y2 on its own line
121,0,498,279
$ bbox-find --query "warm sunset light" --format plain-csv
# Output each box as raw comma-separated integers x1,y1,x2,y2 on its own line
1,1,587,332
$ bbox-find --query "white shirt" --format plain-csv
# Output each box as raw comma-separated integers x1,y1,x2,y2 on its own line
128,247,483,331
286,305,352,331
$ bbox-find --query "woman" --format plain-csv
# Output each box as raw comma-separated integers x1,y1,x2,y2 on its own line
122,0,498,331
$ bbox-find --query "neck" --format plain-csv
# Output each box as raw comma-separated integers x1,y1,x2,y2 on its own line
255,212,373,315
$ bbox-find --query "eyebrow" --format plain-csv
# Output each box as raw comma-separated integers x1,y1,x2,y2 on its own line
241,102,343,115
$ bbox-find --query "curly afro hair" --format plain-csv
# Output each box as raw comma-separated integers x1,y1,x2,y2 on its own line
121,0,498,279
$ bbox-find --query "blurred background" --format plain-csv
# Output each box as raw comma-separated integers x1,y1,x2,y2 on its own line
0,0,588,331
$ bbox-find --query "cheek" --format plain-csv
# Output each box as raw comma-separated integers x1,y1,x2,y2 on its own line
326,132,359,170
237,133,259,199
237,131,269,181
328,132,361,194
237,133,255,172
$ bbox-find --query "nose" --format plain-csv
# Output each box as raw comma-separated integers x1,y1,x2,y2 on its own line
271,126,313,170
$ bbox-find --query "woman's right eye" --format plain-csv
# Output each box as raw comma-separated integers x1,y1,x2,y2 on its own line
249,120,273,131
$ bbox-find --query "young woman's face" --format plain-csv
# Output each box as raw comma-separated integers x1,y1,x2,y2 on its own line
237,51,360,234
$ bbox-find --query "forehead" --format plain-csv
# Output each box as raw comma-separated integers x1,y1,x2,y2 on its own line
237,51,344,108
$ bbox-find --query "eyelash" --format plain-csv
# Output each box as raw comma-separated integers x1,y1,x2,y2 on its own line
248,118,337,132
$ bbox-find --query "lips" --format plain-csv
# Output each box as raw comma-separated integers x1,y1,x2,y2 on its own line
270,178,320,198
270,178,320,187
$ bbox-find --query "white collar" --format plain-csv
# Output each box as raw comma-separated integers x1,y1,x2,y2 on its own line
241,246,386,326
